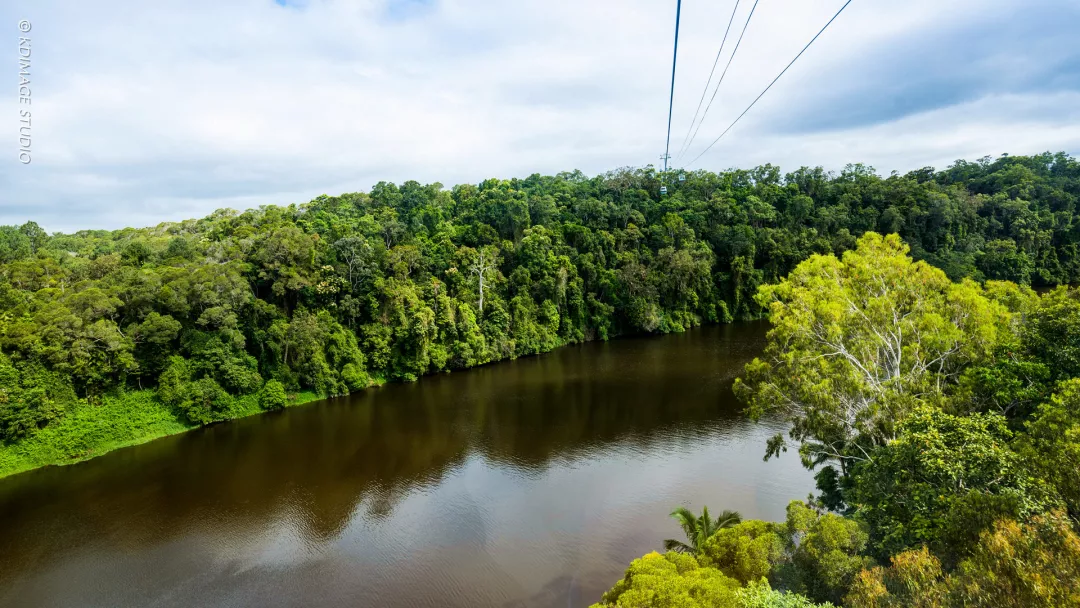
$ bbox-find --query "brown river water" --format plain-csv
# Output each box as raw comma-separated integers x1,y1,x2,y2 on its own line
0,322,813,608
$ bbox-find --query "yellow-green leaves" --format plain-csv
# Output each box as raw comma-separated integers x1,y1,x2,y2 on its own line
590,550,840,608
699,520,786,585
736,233,1012,481
846,513,1080,608
590,551,742,608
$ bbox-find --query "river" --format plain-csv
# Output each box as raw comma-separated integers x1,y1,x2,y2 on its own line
0,322,814,608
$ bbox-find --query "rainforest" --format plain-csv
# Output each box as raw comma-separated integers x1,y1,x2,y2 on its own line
2,153,1080,607
1,152,1078,476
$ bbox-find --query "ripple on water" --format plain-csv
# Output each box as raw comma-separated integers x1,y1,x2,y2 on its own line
0,323,813,608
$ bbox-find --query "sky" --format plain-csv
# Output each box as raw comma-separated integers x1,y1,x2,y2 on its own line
2,0,1079,233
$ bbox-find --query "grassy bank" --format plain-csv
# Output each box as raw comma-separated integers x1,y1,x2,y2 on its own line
0,389,325,480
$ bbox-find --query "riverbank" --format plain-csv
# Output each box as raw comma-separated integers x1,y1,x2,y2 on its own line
0,323,807,608
0,388,325,480
0,323,723,481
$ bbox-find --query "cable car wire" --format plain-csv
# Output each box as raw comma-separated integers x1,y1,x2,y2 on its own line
662,0,684,172
676,0,760,162
686,0,854,168
673,0,742,161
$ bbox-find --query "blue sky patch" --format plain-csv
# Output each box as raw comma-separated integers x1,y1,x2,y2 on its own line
385,0,435,22
766,1,1080,134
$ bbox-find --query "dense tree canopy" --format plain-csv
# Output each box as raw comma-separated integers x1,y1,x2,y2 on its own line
589,551,743,608
850,407,1060,564
2,152,1078,460
597,188,1080,607
736,233,1009,493
5,154,1080,608
590,546,841,608
845,512,1080,608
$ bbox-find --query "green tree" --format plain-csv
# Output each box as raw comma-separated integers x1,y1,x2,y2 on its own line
0,225,31,263
4,152,1080,483
158,355,234,424
19,221,48,255
128,312,182,385
850,407,1060,563
589,551,741,608
1017,378,1080,521
736,233,1010,501
779,500,875,605
699,519,787,584
949,512,1080,607
0,354,69,440
257,379,288,410
1022,286,1080,382
664,506,743,554
180,376,232,425
332,236,375,290
737,580,837,608
845,547,948,608
251,225,316,304
977,240,1034,284
463,245,500,318
847,513,1080,608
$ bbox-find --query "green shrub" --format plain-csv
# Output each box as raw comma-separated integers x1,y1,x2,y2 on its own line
257,379,288,411
590,551,741,608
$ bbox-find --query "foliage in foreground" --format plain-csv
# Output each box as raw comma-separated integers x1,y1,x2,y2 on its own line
735,233,1011,503
735,232,1080,548
597,505,1080,608
599,228,1080,607
664,506,743,554
845,512,1080,608
589,550,837,608
850,406,1061,565
595,501,866,607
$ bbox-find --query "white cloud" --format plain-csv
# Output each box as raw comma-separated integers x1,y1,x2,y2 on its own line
0,0,1076,232
720,92,1080,175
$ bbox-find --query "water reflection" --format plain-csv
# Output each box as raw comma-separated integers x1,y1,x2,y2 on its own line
0,323,813,608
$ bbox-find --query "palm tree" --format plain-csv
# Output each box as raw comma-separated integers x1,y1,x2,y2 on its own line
663,506,742,554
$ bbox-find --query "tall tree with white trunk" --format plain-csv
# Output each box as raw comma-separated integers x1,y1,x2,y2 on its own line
735,233,1011,484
